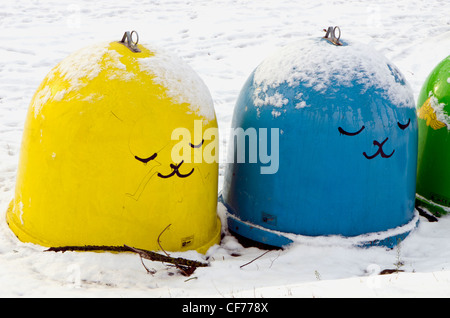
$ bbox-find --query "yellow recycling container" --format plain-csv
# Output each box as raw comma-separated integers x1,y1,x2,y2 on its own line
6,32,221,253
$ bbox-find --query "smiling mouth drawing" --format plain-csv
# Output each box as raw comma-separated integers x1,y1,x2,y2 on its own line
363,137,395,159
134,153,195,178
157,160,194,179
128,153,195,201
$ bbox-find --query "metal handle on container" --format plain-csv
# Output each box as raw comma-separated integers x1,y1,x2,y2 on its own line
323,26,342,46
119,31,141,52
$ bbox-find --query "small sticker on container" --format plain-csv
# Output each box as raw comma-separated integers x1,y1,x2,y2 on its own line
262,212,277,226
181,235,194,248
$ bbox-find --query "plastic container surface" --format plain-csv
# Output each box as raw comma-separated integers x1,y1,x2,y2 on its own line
221,37,418,248
6,39,221,253
415,55,450,217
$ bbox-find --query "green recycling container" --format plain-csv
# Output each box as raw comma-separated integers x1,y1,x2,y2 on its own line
416,55,450,216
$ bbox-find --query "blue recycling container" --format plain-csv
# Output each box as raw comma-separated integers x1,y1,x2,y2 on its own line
221,30,419,248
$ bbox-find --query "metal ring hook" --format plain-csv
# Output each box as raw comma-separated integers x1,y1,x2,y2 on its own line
130,30,139,46
323,26,342,46
333,26,341,41
119,30,141,53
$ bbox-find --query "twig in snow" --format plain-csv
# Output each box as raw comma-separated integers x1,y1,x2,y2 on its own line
138,254,156,275
158,224,172,257
240,250,271,268
45,244,208,277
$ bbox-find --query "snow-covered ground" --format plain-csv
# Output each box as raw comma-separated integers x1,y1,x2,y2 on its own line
1,0,450,298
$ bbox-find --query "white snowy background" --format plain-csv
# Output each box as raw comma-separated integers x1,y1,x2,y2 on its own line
1,0,450,298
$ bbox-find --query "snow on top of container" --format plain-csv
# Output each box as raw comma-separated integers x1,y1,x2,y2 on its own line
53,42,110,88
138,44,215,122
252,37,415,112
31,41,215,122
31,42,124,118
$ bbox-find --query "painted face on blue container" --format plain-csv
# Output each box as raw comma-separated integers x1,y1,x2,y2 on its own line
335,61,414,161
223,37,418,242
337,104,412,160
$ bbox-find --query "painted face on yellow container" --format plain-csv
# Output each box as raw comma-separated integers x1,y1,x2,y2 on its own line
6,36,221,253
